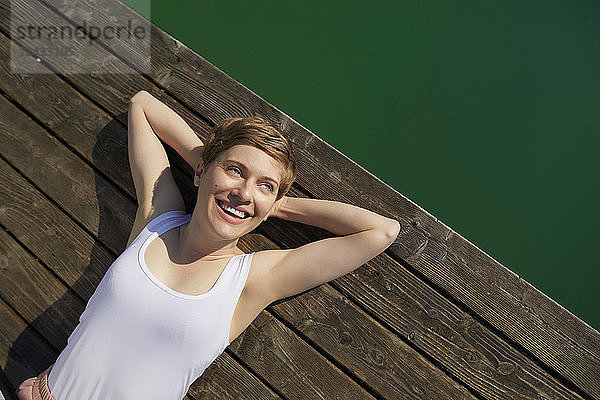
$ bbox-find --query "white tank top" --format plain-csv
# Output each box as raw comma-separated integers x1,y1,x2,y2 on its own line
47,210,254,400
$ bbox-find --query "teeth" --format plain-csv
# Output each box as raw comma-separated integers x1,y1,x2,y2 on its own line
218,200,248,219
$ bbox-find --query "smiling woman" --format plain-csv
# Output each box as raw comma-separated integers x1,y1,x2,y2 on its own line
16,89,400,400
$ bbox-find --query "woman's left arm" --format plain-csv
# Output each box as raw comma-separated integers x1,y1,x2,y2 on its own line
271,196,400,238
255,195,400,304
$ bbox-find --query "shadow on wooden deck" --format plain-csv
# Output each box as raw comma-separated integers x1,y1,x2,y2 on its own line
0,0,598,399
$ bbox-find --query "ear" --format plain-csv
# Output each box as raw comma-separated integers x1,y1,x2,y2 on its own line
194,163,204,187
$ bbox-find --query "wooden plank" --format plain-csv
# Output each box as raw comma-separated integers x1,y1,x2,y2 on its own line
0,299,56,388
188,355,280,400
0,7,593,400
0,96,374,398
0,224,84,351
23,0,598,396
0,30,480,400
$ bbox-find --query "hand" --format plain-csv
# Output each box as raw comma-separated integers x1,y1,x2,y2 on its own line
264,196,289,221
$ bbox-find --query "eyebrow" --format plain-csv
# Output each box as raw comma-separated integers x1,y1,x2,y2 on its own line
223,159,280,186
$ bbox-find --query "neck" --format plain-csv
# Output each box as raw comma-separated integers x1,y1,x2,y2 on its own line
176,213,239,264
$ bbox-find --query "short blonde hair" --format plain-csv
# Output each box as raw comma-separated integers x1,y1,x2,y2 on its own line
199,116,297,200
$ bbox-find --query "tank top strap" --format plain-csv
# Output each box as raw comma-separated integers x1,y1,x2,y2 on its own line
145,210,190,236
219,252,254,292
219,251,255,348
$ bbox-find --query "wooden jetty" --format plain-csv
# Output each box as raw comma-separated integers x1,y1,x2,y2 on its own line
1,0,598,399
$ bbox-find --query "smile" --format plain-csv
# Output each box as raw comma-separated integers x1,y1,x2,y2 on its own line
217,199,250,219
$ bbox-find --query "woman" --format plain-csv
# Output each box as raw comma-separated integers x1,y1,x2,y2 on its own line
16,90,400,400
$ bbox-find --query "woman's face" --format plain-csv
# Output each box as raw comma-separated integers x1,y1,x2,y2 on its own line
194,144,283,239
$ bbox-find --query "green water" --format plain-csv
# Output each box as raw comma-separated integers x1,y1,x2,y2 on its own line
122,1,600,330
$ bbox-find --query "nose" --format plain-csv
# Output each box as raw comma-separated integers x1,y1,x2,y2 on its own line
231,179,252,203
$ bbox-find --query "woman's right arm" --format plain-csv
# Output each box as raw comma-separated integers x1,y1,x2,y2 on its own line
129,90,204,170
126,91,201,246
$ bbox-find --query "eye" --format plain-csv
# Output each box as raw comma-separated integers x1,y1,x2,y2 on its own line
228,166,242,175
261,183,274,192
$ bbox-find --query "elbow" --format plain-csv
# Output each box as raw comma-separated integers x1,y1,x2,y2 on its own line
362,221,399,257
384,219,401,242
368,218,400,243
130,90,150,104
